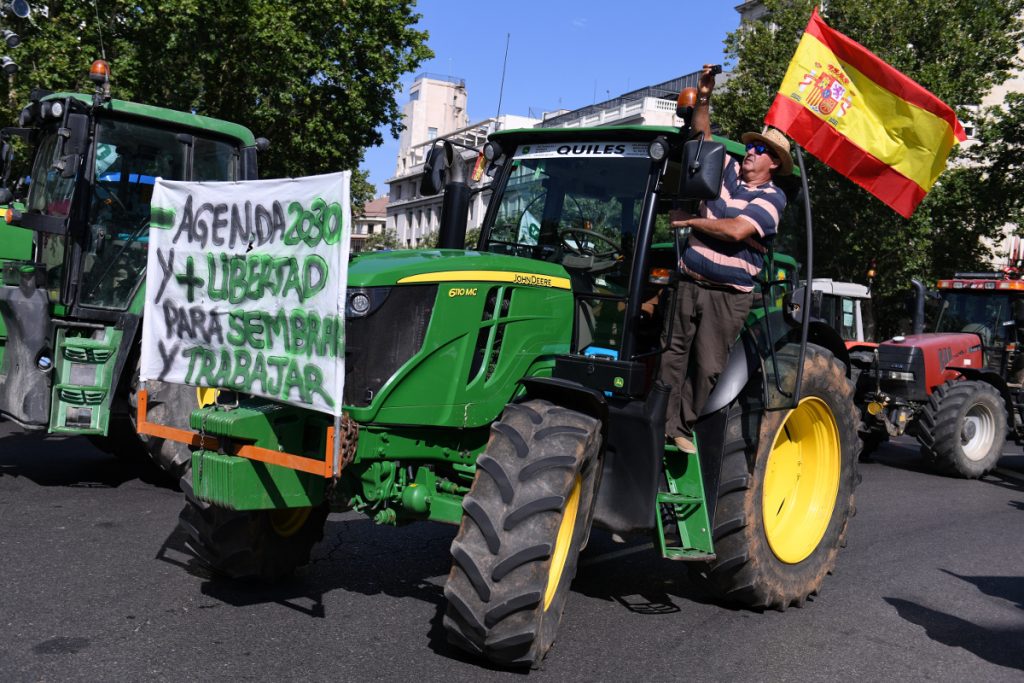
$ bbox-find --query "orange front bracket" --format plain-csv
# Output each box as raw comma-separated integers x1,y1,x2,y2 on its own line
136,388,335,478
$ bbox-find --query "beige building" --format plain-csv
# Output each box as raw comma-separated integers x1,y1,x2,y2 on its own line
351,195,388,253
386,71,540,248
394,74,469,179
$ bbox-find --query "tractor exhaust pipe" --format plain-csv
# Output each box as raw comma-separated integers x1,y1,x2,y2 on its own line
911,278,926,335
438,143,469,250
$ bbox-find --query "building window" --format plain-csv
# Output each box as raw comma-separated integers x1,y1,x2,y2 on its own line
409,89,419,102
428,127,438,140
394,185,401,200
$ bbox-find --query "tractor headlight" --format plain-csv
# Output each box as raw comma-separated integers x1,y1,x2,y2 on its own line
345,286,391,318
887,370,915,382
42,101,63,119
483,141,503,162
349,292,371,315
648,136,669,161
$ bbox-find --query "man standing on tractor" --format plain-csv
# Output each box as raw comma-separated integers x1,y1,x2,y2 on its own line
660,64,793,453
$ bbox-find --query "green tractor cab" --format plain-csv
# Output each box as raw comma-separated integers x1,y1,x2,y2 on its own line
0,65,262,480
152,119,859,667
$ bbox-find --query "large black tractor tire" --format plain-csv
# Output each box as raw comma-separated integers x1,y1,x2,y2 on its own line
444,399,602,667
916,380,1006,479
178,470,329,580
128,370,197,482
690,344,860,610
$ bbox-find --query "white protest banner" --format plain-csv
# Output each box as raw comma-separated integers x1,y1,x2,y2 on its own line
139,171,350,416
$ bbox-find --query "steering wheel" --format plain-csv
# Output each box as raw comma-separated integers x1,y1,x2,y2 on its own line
558,228,622,273
85,215,151,298
94,182,129,215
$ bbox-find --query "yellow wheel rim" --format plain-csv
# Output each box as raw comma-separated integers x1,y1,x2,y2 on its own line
762,397,841,564
269,507,312,538
544,475,582,610
196,387,220,408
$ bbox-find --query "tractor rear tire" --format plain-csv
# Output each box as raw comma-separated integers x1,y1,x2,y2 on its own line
178,470,329,580
443,399,602,667
916,380,1005,478
690,344,860,610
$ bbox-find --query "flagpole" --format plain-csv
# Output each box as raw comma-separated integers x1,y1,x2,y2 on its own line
793,144,813,405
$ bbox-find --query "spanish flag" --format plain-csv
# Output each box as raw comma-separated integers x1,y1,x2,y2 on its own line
765,7,966,218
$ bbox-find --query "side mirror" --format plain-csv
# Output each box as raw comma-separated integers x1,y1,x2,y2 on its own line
65,113,89,155
419,143,447,196
60,154,80,178
784,286,816,327
57,112,89,178
677,139,725,200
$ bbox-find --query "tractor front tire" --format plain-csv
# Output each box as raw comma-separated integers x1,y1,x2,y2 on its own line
691,344,860,610
127,360,196,482
917,380,1006,478
444,399,602,667
178,470,329,580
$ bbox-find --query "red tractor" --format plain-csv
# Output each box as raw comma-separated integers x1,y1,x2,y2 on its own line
856,241,1024,478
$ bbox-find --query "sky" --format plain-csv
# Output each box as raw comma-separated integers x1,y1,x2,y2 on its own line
362,1,742,195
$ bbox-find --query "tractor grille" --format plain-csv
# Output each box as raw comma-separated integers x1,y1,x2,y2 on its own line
876,344,928,401
467,286,513,385
344,285,437,407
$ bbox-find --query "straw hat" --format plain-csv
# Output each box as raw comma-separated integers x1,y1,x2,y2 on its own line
741,127,793,176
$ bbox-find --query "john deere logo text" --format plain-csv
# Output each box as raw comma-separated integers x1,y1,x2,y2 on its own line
513,274,553,287
792,62,853,120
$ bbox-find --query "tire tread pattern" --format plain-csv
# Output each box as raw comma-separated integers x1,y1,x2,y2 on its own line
689,344,860,610
444,399,601,667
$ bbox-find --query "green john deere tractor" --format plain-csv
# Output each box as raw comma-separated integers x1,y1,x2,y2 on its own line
0,61,264,480
154,99,860,667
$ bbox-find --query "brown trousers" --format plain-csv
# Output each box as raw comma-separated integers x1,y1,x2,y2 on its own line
659,278,752,439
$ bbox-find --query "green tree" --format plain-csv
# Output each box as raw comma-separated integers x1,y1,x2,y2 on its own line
417,225,481,249
364,227,400,251
715,0,1024,335
1,0,432,209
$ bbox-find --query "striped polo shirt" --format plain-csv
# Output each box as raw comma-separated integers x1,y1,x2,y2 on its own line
681,156,787,292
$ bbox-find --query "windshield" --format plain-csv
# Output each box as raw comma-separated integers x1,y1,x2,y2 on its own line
484,142,654,354
26,131,75,218
934,290,1014,346
79,119,188,308
79,120,241,309
486,144,652,279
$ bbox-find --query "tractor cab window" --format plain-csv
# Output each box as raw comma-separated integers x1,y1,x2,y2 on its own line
193,136,239,181
26,130,78,293
26,131,75,219
485,146,650,282
484,142,653,353
79,119,187,309
934,290,1013,347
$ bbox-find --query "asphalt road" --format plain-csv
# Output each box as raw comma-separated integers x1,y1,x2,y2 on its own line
2,420,1023,681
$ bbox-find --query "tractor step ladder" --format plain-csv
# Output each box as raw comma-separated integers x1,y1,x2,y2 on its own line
656,444,715,560
49,326,123,435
